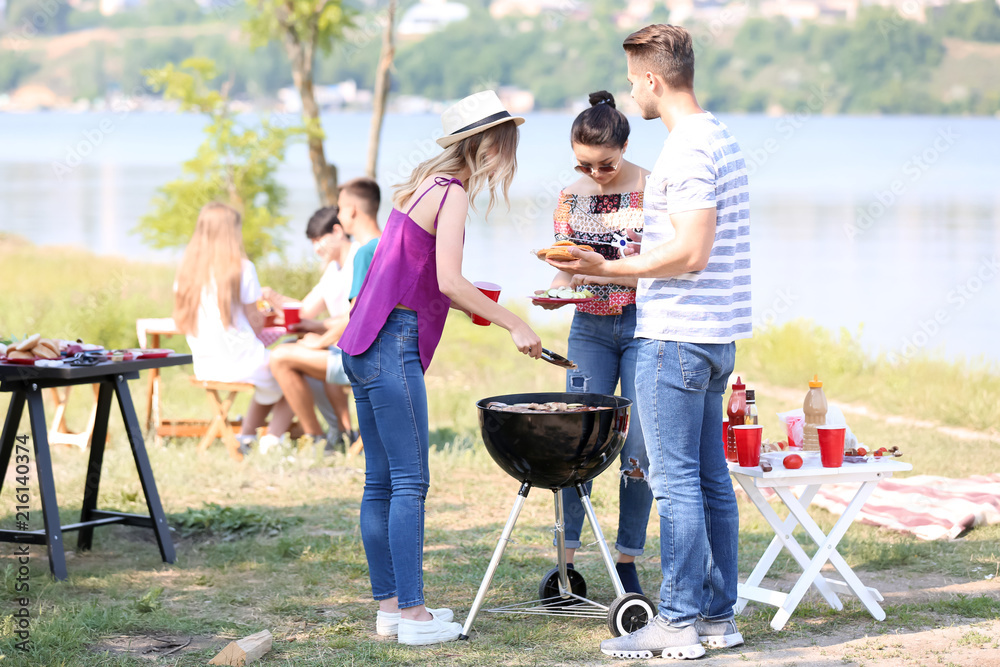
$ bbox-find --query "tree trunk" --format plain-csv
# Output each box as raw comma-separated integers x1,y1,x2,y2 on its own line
365,0,397,179
287,38,338,206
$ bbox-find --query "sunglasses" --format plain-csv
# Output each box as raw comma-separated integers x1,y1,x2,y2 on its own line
574,154,623,176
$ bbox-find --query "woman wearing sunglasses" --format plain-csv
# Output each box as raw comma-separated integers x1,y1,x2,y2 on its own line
534,90,652,595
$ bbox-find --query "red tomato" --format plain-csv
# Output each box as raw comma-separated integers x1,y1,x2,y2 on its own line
856,446,868,456
783,454,804,469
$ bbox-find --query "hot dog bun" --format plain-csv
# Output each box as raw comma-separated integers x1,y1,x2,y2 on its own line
7,350,34,361
546,248,576,261
33,345,60,360
15,334,40,352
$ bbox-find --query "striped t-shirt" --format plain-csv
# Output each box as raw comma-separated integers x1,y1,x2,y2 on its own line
635,112,752,343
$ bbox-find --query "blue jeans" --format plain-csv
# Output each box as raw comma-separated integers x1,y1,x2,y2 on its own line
558,305,652,557
342,309,430,609
635,339,739,625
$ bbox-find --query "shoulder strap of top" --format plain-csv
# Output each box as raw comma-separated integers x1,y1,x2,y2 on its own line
406,176,463,216
432,177,463,229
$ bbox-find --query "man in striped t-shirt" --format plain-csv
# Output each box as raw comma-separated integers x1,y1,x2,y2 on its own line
545,24,749,660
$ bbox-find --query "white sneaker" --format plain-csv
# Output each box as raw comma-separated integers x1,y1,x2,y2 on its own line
258,434,280,454
397,615,463,645
376,607,454,637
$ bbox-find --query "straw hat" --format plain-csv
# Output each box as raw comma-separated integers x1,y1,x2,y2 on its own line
436,90,525,148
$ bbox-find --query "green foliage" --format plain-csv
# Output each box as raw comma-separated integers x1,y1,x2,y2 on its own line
170,502,303,538
6,2,1000,115
243,0,356,54
0,50,39,93
830,7,945,112
131,587,164,613
935,0,1000,42
735,319,1000,433
393,9,632,108
137,58,305,259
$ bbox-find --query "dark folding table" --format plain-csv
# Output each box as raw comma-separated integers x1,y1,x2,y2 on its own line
0,354,191,580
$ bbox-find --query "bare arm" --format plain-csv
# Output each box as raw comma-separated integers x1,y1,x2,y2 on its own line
299,287,327,320
434,185,542,358
546,208,717,280
243,302,265,337
570,274,639,288
261,286,288,308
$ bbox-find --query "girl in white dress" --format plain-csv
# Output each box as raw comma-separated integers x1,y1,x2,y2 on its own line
173,202,293,446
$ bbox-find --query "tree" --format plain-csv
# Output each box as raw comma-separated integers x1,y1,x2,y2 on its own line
136,58,304,259
0,51,39,92
245,1,355,206
366,0,396,179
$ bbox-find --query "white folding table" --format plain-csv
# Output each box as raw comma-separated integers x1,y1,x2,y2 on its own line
730,453,912,631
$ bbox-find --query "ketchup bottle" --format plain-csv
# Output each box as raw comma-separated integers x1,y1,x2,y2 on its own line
725,376,746,463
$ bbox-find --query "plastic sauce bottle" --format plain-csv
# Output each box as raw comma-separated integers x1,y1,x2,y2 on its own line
744,389,758,425
802,374,828,450
725,376,747,462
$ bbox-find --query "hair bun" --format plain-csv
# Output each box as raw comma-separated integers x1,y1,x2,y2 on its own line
588,91,616,109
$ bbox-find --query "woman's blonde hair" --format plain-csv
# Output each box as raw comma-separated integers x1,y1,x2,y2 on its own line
173,202,245,336
394,121,519,217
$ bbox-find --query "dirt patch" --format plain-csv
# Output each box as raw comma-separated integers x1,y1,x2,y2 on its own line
667,620,1000,666
90,634,219,660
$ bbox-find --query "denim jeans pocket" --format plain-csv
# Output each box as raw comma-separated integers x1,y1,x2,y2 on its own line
348,338,381,385
676,342,711,391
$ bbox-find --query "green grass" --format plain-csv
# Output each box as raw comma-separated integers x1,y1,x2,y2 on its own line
0,241,998,665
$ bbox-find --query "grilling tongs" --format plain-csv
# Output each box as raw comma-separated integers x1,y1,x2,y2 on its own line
541,347,578,370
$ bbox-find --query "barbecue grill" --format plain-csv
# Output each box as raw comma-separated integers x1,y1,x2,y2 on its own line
460,392,655,639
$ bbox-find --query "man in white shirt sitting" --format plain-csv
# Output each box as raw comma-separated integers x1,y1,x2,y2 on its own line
266,178,383,450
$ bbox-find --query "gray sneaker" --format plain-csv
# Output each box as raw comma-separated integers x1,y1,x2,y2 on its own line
695,617,744,648
600,616,705,660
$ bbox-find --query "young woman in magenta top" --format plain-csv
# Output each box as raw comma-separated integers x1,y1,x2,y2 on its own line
339,91,542,646
534,91,653,596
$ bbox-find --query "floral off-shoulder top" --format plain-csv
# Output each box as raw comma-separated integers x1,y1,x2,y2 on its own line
553,190,644,316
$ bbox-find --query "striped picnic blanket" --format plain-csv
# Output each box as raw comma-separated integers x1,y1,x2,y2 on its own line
810,473,1000,541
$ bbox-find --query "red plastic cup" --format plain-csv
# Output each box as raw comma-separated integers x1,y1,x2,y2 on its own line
817,425,846,468
282,302,302,328
472,282,501,326
733,425,763,467
722,418,730,452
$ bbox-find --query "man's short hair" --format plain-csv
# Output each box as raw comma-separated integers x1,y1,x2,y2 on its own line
340,177,381,218
623,24,695,91
305,206,341,240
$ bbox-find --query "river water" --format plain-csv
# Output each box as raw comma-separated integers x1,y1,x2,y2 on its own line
1,111,998,362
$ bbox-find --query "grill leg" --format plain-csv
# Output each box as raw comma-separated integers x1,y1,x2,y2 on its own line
577,482,626,598
461,482,531,640
553,489,572,595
